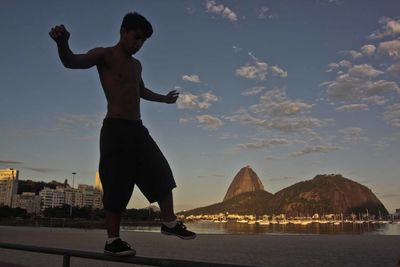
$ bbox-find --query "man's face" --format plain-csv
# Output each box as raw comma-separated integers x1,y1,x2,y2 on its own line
122,28,147,55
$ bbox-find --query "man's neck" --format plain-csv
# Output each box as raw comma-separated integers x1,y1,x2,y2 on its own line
114,42,132,59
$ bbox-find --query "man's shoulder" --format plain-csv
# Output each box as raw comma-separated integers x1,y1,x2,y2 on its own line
131,57,142,71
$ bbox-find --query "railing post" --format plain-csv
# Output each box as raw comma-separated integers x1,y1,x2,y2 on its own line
62,254,70,267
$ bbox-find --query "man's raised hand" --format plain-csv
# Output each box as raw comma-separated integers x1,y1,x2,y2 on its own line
49,25,70,44
165,90,179,104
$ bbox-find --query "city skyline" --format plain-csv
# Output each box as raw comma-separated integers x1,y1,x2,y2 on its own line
1,1,400,212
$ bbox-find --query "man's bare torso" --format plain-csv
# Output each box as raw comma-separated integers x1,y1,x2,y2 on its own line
97,47,142,121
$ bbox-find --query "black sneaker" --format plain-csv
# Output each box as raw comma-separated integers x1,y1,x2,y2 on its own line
104,238,136,257
161,221,197,240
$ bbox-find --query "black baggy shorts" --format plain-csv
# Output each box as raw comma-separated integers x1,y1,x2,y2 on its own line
99,118,176,212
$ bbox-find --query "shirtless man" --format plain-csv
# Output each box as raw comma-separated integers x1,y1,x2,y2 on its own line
49,12,196,257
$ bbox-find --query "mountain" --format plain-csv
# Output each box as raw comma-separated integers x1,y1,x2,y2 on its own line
223,166,265,202
180,173,389,217
267,174,388,217
179,190,274,216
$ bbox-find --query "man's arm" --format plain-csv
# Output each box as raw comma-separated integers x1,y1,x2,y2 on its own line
140,80,179,104
49,25,105,69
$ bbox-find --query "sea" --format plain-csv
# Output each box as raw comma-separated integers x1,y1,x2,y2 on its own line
121,220,400,235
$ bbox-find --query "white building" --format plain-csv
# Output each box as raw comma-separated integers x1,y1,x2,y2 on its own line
0,168,19,207
12,192,41,214
75,184,102,209
39,186,65,210
38,183,103,211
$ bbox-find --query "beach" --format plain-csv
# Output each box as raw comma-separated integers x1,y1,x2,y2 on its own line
0,226,399,267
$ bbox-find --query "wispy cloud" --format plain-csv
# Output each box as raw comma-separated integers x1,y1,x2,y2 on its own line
249,89,312,116
0,160,23,165
377,39,400,60
383,103,400,128
339,127,368,144
205,0,238,22
182,74,201,83
289,146,340,158
24,167,60,173
335,104,369,112
386,62,400,77
177,91,218,109
256,7,276,20
236,59,268,80
360,44,376,56
196,114,223,130
235,53,287,81
369,17,400,39
238,138,290,149
241,86,265,96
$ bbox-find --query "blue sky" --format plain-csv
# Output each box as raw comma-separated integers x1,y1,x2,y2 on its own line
1,0,400,212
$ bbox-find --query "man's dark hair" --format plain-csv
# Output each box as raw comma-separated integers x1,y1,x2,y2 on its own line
120,12,153,39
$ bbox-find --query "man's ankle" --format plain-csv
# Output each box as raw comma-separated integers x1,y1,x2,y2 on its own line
162,219,177,228
106,237,120,244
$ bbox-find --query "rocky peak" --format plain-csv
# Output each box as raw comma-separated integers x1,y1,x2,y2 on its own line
223,166,265,202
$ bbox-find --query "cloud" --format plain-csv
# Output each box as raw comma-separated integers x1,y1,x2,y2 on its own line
24,167,59,173
57,113,102,129
377,39,400,59
179,117,193,124
232,45,242,53
241,86,265,96
270,65,288,77
223,112,266,126
335,104,369,112
326,60,352,72
182,74,201,83
365,80,399,95
289,146,340,158
386,62,400,77
225,90,326,134
339,127,368,144
196,114,223,130
0,160,23,165
383,103,400,128
177,91,218,109
206,0,238,21
249,89,312,116
323,71,398,102
238,138,290,149
236,60,269,80
369,17,400,39
266,117,326,133
235,53,287,81
340,50,363,59
360,44,376,56
361,95,387,105
257,7,276,20
348,64,383,78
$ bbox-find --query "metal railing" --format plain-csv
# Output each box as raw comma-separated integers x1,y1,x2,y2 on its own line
0,242,259,267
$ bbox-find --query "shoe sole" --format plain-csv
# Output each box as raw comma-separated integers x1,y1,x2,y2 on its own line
104,250,136,257
161,230,197,240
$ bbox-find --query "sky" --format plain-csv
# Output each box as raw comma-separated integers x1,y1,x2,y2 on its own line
1,0,400,213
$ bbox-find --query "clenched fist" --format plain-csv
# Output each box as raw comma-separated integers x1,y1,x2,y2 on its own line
49,24,70,44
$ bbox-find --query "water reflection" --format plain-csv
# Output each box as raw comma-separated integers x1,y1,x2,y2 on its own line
122,221,400,235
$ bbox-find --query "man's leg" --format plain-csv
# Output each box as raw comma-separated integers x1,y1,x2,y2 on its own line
157,191,177,222
105,210,121,238
158,191,196,239
103,210,136,256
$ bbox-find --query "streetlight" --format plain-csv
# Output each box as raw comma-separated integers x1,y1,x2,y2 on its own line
72,172,77,189
70,172,77,217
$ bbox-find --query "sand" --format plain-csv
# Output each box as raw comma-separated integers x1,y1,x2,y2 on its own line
0,226,399,267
